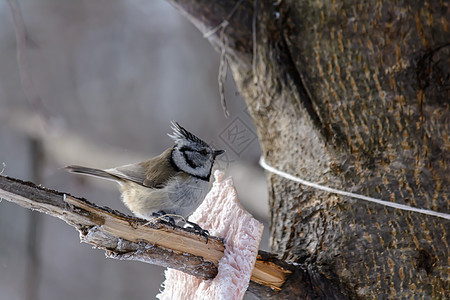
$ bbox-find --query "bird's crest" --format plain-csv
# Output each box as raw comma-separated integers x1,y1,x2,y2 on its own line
168,121,208,147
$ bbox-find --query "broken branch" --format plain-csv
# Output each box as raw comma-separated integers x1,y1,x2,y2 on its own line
0,175,291,290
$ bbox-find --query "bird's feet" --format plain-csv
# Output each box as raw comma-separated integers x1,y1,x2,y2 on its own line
151,211,209,243
186,220,209,244
152,211,176,227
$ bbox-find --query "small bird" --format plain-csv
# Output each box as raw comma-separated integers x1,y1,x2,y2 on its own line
64,121,224,241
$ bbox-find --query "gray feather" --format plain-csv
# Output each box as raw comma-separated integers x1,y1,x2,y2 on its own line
64,165,120,181
66,148,178,189
110,148,178,188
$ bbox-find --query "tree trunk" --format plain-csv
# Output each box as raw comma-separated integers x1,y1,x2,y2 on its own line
168,0,449,298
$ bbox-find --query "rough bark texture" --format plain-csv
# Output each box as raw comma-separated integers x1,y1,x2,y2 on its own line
167,0,449,298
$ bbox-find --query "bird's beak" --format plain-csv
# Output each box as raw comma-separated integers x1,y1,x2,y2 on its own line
213,149,225,157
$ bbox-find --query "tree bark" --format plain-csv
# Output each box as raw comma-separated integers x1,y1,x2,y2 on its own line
167,0,449,298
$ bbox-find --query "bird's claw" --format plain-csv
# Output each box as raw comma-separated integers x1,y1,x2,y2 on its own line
187,221,209,244
152,212,209,243
152,211,176,227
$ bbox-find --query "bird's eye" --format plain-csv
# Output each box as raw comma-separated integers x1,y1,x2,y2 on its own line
200,149,208,155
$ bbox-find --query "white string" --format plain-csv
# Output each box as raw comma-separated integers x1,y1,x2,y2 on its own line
259,156,450,220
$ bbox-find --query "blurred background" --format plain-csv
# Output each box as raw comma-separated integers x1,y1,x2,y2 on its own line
0,1,268,299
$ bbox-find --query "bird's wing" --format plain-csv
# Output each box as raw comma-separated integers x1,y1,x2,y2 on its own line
108,148,177,189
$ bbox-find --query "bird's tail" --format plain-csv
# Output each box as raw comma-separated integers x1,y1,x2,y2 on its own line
64,165,119,182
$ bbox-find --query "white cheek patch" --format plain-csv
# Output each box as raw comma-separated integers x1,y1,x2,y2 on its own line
172,149,213,180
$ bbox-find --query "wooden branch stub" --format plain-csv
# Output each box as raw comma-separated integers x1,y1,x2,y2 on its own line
251,253,292,291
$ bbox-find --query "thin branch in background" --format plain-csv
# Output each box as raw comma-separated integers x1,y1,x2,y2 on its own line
217,29,230,119
252,0,258,86
203,0,244,119
6,0,50,124
25,138,44,300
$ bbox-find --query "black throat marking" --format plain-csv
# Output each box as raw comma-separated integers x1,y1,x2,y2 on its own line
169,147,181,172
170,147,210,181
